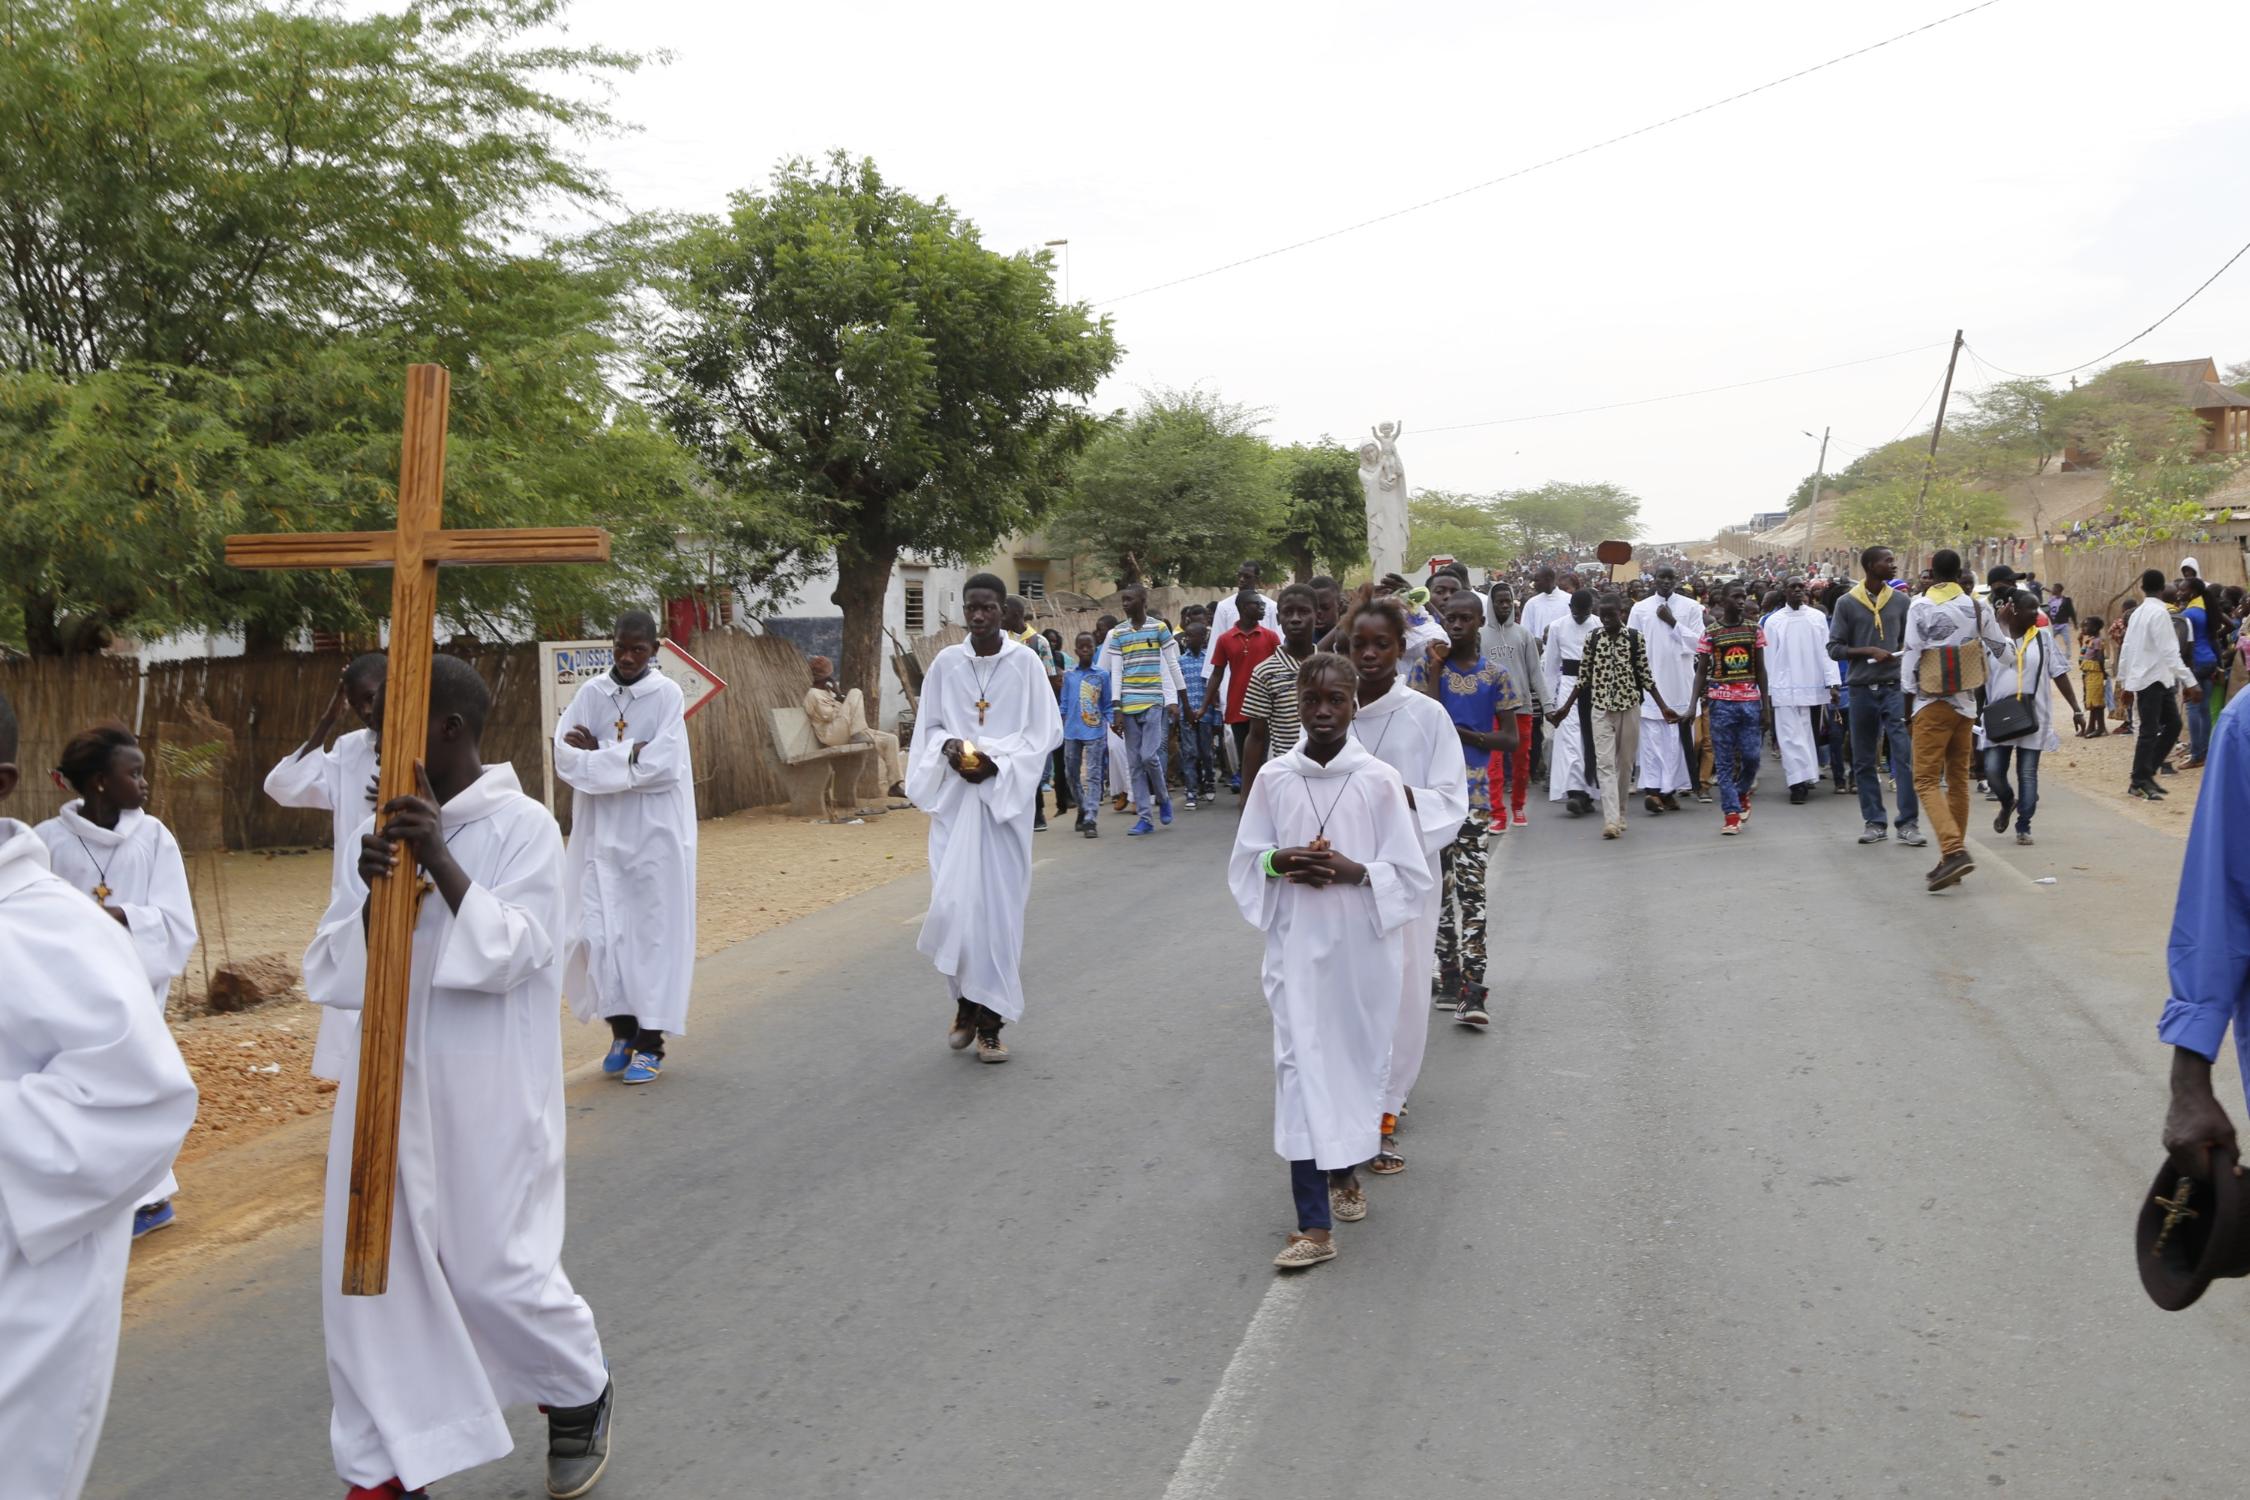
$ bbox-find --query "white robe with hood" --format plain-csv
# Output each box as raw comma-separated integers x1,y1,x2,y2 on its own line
1350,679,1469,1117
302,764,607,1491
907,637,1064,1023
263,725,381,1079
0,819,196,1500
1228,741,1433,1169
1764,603,1842,785
554,670,699,1036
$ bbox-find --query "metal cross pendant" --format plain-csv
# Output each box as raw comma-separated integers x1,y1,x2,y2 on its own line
92,882,111,901
2151,1176,2200,1256
975,698,990,725
614,714,630,742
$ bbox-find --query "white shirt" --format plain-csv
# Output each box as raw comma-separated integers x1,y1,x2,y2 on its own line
2117,596,2196,693
1900,590,1999,719
1519,588,1570,651
1211,591,1275,642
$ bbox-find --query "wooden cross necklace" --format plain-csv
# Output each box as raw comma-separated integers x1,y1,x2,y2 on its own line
67,826,117,902
608,684,633,742
969,643,1004,725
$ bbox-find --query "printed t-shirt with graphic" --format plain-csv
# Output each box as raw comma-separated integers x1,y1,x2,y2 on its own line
1698,621,1766,702
1059,663,1112,742
1411,651,1520,817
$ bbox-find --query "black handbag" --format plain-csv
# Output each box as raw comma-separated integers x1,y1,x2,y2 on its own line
1982,632,2042,743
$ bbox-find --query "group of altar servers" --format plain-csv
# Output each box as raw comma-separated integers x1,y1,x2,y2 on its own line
1,603,700,1497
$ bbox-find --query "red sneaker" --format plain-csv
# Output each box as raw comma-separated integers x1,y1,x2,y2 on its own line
1722,813,1742,836
345,1483,422,1499
1512,810,1528,827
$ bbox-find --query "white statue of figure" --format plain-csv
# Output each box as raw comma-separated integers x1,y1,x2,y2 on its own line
1360,420,1410,579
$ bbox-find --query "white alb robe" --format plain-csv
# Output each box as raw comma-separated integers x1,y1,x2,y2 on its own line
554,671,699,1036
264,727,381,1080
907,637,1064,1023
0,819,196,1500
1519,588,1570,652
1765,604,1841,786
1542,613,1598,799
1628,592,1704,792
36,803,197,1012
1228,742,1433,1169
302,764,606,1491
1351,680,1469,1118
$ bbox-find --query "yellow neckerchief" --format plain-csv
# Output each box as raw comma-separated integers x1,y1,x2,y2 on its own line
1848,580,1894,647
1924,581,1966,605
2010,624,2039,697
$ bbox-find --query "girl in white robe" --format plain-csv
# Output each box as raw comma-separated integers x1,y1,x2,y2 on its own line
1343,600,1470,1171
1230,658,1433,1269
554,617,699,1083
906,590,1064,1061
262,653,386,1082
304,757,610,1494
37,723,198,1226
0,812,197,1500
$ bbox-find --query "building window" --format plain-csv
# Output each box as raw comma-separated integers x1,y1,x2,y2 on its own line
1018,567,1046,601
903,580,927,634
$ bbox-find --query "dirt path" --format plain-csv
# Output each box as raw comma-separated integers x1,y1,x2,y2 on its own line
131,806,929,1293
2040,724,2201,838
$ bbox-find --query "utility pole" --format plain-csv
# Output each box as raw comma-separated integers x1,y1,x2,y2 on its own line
1801,425,1830,567
1910,329,1966,574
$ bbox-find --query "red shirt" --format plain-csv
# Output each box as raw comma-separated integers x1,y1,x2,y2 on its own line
1207,624,1280,722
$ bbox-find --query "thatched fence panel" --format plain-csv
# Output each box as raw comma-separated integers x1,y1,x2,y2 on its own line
0,655,142,828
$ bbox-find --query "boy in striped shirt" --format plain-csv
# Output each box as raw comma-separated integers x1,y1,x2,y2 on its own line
1103,582,1189,836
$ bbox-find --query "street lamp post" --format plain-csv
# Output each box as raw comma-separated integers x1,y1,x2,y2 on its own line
1801,426,1830,569
1043,238,1071,303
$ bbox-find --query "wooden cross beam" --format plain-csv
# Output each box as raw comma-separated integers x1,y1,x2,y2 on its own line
227,364,609,1296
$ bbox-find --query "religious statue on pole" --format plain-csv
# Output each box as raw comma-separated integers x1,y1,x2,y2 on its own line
1359,419,1410,580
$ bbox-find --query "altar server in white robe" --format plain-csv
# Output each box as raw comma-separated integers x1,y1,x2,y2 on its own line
1542,590,1599,807
0,694,198,1500
304,655,613,1500
262,651,387,1082
1230,656,1433,1269
908,573,1064,1065
1764,578,1842,798
37,721,197,1230
1343,599,1468,1172
1627,570,1704,801
555,610,698,1087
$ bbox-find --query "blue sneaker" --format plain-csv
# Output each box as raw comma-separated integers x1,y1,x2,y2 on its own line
620,1052,663,1084
1158,799,1174,825
132,1201,175,1239
1127,817,1155,837
602,1038,634,1076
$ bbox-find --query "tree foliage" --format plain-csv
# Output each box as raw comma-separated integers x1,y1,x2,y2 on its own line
1274,440,1368,582
1834,476,2014,555
2050,362,2204,463
1407,490,1508,568
646,153,1120,699
1951,379,2062,481
0,0,711,654
1049,389,1283,589
1491,481,1644,556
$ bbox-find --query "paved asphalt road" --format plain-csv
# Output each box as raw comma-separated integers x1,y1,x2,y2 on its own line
92,770,2247,1498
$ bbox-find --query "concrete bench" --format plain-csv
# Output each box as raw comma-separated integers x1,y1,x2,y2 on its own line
766,706,876,818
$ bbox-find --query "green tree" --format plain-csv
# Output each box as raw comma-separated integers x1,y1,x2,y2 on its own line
2050,362,2203,464
1407,490,1507,569
646,153,1119,701
1492,481,1644,555
2074,438,2245,551
1049,389,1284,589
1952,377,2062,480
0,0,709,654
1834,477,2014,555
1274,440,1368,582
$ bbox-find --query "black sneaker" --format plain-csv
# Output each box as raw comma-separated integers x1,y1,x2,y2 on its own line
1789,783,1810,804
546,1379,613,1499
1455,985,1491,1027
1033,809,1048,832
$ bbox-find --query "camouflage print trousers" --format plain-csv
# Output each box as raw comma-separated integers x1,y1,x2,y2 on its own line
1436,818,1488,990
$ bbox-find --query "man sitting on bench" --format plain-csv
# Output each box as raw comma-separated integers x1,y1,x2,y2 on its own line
804,656,905,799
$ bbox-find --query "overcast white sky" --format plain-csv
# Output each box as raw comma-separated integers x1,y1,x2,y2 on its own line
536,0,2250,541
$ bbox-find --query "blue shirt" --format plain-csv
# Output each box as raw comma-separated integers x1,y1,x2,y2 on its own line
1060,663,1112,742
1178,641,1221,722
1411,652,1517,768
2159,695,2250,1099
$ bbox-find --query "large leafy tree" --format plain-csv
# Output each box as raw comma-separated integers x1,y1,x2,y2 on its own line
647,153,1119,702
2050,362,2204,463
1048,389,1284,590
1835,477,2014,555
0,0,711,654
1491,481,1644,556
1407,490,1507,569
1274,440,1368,583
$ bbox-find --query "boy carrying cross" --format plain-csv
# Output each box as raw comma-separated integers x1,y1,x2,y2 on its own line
305,655,614,1499
554,611,698,1085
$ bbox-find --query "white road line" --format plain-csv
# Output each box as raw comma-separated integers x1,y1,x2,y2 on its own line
1160,1275,1307,1500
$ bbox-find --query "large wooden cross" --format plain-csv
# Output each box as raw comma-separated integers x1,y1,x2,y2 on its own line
228,364,610,1295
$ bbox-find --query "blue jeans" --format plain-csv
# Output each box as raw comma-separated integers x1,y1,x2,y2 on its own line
1121,708,1169,816
1179,715,1219,795
1848,682,1920,828
1983,745,2041,832
2189,665,2217,761
1709,700,1763,815
1290,1158,1359,1232
1067,737,1107,819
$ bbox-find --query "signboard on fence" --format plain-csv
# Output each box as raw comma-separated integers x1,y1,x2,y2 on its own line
537,638,729,811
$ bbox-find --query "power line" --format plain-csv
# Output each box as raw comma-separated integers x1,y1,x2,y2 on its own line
1968,233,2250,381
1092,1,2004,306
1415,341,1946,435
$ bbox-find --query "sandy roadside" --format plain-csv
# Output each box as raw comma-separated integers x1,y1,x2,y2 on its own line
2039,719,2203,838
128,805,930,1296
